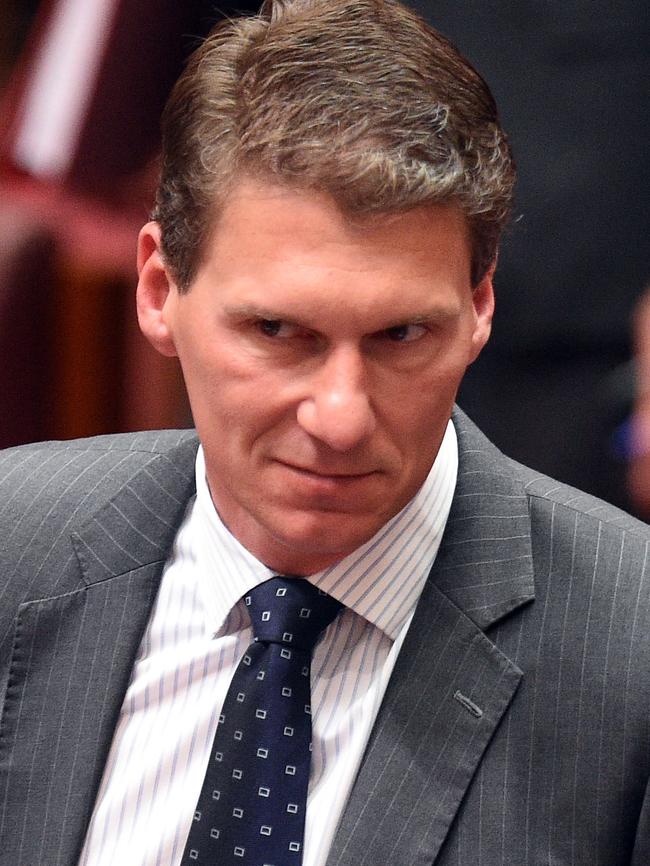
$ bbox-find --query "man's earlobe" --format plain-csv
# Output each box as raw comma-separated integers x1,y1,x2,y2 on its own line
136,221,179,358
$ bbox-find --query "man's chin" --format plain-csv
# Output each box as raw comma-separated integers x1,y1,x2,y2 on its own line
258,507,383,575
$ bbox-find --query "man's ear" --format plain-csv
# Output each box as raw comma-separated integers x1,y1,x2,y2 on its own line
468,259,495,364
136,221,179,358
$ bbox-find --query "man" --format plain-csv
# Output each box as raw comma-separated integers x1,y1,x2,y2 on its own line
0,1,649,864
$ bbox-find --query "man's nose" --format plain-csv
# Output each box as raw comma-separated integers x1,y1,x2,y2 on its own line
296,346,377,452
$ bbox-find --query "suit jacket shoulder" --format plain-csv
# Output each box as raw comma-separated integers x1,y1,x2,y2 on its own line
0,428,198,596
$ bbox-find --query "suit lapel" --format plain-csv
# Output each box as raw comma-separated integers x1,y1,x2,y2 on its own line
327,409,534,866
0,437,198,866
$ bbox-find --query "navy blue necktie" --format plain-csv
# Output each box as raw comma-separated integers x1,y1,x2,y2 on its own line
181,576,342,866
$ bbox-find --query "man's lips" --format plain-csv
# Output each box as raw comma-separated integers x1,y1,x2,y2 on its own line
274,460,379,481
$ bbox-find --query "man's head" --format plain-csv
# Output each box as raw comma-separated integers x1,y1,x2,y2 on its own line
137,0,512,574
153,0,514,291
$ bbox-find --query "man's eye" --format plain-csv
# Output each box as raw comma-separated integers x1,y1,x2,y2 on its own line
383,323,428,343
257,319,291,338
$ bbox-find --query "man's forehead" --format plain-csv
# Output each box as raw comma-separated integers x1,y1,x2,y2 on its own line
205,174,471,254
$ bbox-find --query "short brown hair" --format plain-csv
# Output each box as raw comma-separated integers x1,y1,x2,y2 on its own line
153,0,515,290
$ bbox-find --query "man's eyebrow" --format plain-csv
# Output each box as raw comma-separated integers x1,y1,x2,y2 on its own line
223,303,288,320
376,306,461,331
388,309,457,326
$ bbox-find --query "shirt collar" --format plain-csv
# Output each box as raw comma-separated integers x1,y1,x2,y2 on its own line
193,420,458,641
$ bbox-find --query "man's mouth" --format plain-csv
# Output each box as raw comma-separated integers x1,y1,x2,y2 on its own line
276,461,379,482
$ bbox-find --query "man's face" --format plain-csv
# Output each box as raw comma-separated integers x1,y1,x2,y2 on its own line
138,178,493,574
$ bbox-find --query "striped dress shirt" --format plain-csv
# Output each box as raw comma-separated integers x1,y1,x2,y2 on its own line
77,421,458,866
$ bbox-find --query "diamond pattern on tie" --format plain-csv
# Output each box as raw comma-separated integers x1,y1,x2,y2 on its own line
181,576,342,866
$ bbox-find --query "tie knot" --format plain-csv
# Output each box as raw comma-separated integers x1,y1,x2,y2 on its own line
245,576,342,652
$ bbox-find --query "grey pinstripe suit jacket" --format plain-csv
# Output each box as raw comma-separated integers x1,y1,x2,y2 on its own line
1,409,649,866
